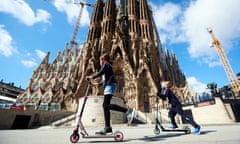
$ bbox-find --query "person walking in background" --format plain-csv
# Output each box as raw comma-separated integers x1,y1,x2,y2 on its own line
86,53,135,135
157,81,201,135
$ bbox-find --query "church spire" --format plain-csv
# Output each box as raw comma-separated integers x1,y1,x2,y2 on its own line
139,0,154,40
86,0,103,41
127,0,140,39
100,0,117,52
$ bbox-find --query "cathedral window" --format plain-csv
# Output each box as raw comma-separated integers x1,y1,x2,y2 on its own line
32,83,39,91
45,83,52,90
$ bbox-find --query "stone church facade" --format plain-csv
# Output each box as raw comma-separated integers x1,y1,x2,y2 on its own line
17,0,193,112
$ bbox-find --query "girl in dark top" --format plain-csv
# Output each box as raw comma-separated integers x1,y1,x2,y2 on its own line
86,53,135,135
157,81,201,135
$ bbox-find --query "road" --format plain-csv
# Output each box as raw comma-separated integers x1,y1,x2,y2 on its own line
0,124,240,144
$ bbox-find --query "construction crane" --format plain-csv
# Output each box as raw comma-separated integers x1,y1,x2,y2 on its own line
45,0,94,47
70,1,94,47
207,27,240,97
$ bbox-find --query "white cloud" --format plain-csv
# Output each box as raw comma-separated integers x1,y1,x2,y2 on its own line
152,2,183,43
35,49,46,60
187,76,207,93
0,25,16,57
21,60,36,68
26,52,31,57
182,0,240,59
19,50,45,68
0,0,51,26
152,0,240,67
201,57,222,67
52,0,90,26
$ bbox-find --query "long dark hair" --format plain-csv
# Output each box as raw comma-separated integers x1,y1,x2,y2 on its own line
101,53,112,64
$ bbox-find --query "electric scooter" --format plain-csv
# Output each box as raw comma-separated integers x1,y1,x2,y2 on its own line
153,90,191,135
70,82,124,143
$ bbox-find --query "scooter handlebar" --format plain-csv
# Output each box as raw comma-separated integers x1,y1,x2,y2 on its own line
86,76,94,85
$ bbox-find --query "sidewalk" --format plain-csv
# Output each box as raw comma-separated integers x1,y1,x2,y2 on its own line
0,123,240,144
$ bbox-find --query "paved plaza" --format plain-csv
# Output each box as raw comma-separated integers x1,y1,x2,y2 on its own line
0,123,240,144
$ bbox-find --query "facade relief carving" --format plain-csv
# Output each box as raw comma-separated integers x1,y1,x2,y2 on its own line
17,0,194,112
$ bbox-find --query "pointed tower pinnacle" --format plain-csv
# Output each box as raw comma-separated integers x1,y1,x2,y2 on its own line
18,0,189,112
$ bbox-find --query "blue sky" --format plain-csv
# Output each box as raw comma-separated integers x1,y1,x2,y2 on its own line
0,0,239,93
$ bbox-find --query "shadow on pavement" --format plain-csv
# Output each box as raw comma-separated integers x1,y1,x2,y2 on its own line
199,130,216,135
74,130,217,143
140,133,185,142
78,133,184,143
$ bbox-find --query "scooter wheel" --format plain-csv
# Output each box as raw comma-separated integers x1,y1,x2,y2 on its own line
184,126,191,134
70,133,80,143
154,128,160,135
114,130,124,142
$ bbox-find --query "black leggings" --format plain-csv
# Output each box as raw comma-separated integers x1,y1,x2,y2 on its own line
169,105,199,128
103,94,128,127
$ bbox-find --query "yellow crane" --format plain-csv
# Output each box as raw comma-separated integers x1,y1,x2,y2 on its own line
207,27,240,97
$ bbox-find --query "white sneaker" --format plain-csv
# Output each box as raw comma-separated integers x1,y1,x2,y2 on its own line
126,108,135,125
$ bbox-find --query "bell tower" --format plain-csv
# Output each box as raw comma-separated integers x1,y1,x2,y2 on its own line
18,0,190,112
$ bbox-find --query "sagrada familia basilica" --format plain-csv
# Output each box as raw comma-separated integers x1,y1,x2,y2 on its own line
17,0,194,113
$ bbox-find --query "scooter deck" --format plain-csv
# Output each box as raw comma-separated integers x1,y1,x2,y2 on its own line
158,125,191,134
161,128,188,132
82,134,116,139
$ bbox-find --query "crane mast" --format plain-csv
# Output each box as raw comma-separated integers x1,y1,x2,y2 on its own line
207,27,240,97
71,1,94,47
45,0,94,47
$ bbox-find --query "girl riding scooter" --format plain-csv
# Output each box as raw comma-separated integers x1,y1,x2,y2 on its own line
86,53,135,135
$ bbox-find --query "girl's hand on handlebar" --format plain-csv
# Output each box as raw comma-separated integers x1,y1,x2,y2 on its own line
92,82,99,86
86,76,93,81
